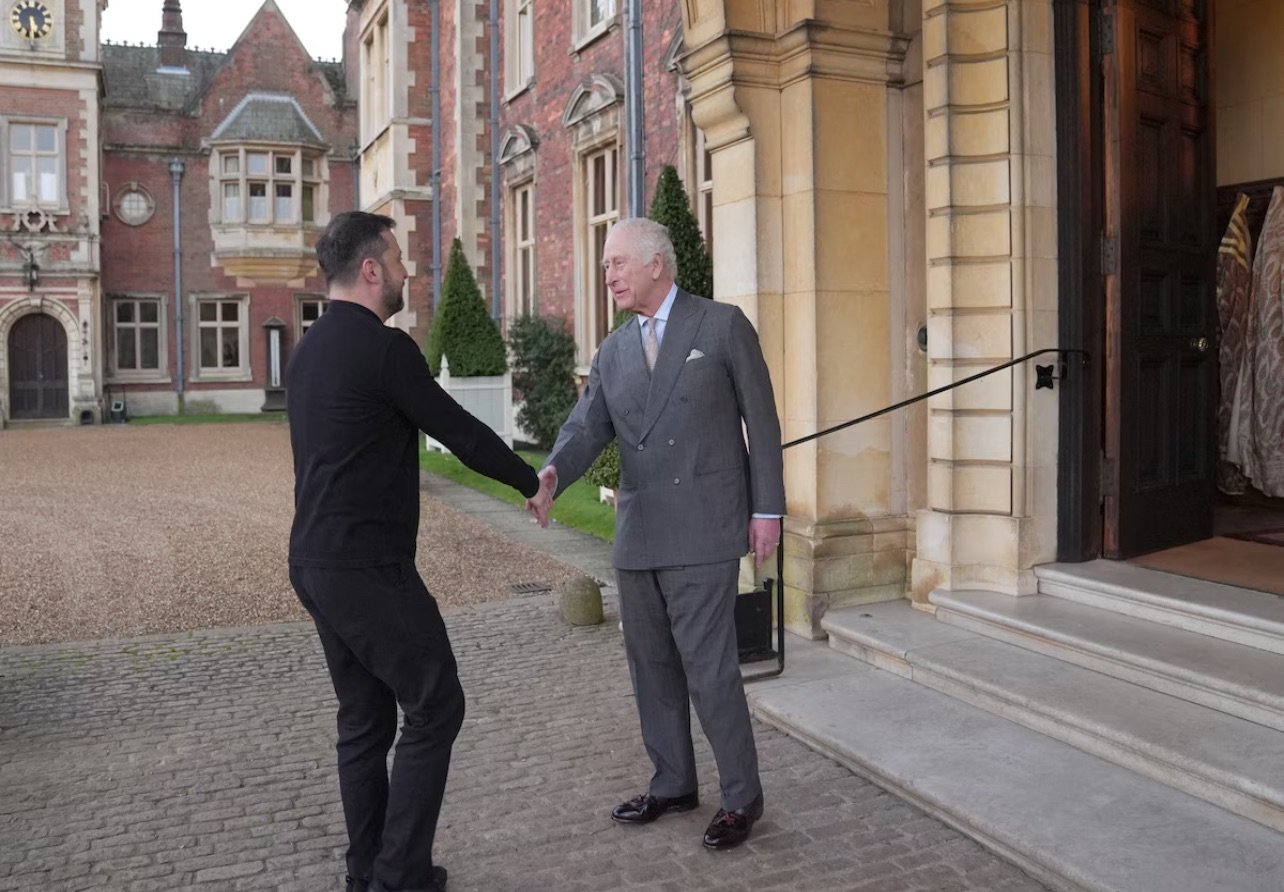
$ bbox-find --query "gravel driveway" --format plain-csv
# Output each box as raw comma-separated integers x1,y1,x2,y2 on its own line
0,422,579,646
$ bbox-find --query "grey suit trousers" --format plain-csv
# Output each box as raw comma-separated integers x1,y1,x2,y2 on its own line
616,560,761,811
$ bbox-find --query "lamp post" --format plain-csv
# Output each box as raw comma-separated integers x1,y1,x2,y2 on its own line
169,158,186,411
261,316,287,411
22,247,39,291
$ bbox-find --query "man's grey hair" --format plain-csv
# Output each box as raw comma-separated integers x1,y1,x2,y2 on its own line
611,217,678,279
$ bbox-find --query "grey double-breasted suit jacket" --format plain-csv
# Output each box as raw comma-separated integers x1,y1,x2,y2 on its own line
547,289,785,570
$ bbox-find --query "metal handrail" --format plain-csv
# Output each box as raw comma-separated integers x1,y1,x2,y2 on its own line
782,348,1091,450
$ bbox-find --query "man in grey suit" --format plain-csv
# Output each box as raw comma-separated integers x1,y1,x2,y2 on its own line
526,217,785,849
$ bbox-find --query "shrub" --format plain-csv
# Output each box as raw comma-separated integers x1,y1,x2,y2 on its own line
507,313,578,449
426,238,507,376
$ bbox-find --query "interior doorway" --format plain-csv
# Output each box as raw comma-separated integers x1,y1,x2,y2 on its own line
7,312,69,420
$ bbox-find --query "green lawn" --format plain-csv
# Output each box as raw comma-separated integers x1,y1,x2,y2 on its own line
419,445,615,542
128,413,287,426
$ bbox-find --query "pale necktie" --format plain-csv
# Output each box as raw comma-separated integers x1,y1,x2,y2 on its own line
643,318,660,371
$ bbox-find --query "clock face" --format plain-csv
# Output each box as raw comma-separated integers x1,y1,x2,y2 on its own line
10,0,53,41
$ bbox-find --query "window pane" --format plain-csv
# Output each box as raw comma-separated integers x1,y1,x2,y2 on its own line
199,302,218,322
141,329,159,369
35,126,56,153
116,302,135,323
118,329,136,369
302,157,316,177
519,188,530,241
592,155,605,216
302,301,321,322
222,153,240,174
221,329,240,367
222,301,239,323
11,125,30,152
200,328,219,367
37,167,58,202
609,148,618,211
12,171,29,202
249,183,268,221
519,8,533,79
275,183,293,221
140,302,159,323
247,153,269,175
223,183,241,221
275,155,293,175
302,185,315,223
520,250,531,308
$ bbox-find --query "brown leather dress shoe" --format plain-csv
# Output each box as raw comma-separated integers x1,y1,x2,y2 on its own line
610,791,700,824
702,794,764,850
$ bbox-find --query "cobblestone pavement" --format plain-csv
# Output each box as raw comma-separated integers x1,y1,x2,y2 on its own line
0,590,1048,892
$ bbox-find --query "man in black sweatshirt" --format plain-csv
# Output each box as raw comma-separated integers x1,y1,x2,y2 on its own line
286,212,550,892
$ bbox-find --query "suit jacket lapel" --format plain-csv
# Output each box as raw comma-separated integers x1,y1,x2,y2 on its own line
640,290,704,441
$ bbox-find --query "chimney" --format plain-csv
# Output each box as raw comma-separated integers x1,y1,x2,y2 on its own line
158,0,187,69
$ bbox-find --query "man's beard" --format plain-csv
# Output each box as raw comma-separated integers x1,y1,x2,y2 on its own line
382,281,405,316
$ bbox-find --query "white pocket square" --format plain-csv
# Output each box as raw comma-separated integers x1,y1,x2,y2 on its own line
685,349,705,362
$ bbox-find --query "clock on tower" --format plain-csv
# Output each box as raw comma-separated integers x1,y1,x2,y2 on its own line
9,0,53,41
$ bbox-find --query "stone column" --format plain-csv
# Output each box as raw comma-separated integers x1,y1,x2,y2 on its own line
682,1,912,637
910,0,1060,599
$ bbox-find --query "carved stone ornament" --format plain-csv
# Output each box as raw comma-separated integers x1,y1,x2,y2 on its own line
561,74,625,128
498,125,539,166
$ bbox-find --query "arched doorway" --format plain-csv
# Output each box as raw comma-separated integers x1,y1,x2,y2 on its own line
8,313,69,420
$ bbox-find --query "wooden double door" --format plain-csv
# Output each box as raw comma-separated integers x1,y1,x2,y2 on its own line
1096,0,1217,558
7,313,69,420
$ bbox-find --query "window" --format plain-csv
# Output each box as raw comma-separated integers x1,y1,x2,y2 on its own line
297,295,327,338
584,144,619,349
509,183,536,316
114,184,155,226
695,126,713,259
362,10,392,141
574,0,615,45
5,121,62,209
216,148,321,226
195,296,249,376
110,297,165,377
506,0,534,93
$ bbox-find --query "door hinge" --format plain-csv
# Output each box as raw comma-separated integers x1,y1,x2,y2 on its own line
1100,234,1118,274
1100,454,1117,504
1099,11,1115,55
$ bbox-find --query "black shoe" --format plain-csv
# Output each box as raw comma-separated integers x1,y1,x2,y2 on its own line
367,866,447,891
702,794,764,850
610,790,700,824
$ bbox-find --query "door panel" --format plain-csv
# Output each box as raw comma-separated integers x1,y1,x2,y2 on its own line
1103,0,1216,557
8,313,69,420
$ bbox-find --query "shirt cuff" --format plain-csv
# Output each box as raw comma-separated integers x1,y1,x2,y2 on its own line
751,513,782,520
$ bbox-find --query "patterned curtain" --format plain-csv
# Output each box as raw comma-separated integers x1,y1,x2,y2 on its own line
1217,192,1253,494
1233,186,1284,497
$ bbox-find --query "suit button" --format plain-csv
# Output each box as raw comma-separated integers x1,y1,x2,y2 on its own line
674,477,680,485
668,439,675,446
623,409,630,416
637,444,645,451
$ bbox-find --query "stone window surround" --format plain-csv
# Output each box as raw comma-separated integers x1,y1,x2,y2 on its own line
189,292,251,383
211,144,325,228
359,1,393,147
105,293,169,384
571,0,617,53
0,115,68,214
113,182,155,226
504,0,535,99
507,178,536,318
578,138,620,365
294,293,326,342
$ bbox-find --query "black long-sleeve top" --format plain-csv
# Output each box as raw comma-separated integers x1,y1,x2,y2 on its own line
286,300,538,567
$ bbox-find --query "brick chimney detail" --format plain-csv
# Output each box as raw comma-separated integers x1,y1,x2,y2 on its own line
158,0,188,69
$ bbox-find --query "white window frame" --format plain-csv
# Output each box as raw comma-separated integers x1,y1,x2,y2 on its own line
505,0,535,97
215,146,322,227
295,293,327,340
361,6,393,144
573,0,616,49
579,142,619,362
1,117,67,212
107,294,169,383
694,124,713,260
507,181,536,317
191,293,251,382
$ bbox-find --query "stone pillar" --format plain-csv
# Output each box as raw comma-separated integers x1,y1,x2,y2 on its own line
910,0,1060,600
682,1,912,637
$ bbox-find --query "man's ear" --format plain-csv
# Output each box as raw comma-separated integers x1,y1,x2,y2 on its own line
361,256,380,284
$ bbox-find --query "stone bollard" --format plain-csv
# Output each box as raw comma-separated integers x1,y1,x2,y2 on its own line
559,575,604,626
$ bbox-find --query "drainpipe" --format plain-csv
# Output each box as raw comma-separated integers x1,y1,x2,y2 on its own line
625,0,645,215
488,0,501,320
169,159,185,410
431,0,442,312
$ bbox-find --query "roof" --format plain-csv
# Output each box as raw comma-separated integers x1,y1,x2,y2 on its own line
209,93,326,145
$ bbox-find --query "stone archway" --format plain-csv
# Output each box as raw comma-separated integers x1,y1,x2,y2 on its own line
0,298,80,422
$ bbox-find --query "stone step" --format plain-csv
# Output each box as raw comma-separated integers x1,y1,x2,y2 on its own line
1036,560,1284,655
747,637,1284,892
823,602,1284,833
930,589,1284,732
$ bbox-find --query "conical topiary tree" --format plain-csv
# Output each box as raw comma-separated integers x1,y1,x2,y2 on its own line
586,166,715,491
427,238,507,376
649,164,713,299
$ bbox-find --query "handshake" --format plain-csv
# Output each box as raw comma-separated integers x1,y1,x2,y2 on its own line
524,465,557,528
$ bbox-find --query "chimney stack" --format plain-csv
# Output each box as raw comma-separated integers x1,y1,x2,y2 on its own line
158,0,187,69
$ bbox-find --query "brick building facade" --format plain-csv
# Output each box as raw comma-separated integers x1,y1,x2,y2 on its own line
0,0,358,423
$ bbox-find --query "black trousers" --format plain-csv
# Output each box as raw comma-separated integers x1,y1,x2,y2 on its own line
290,561,464,892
